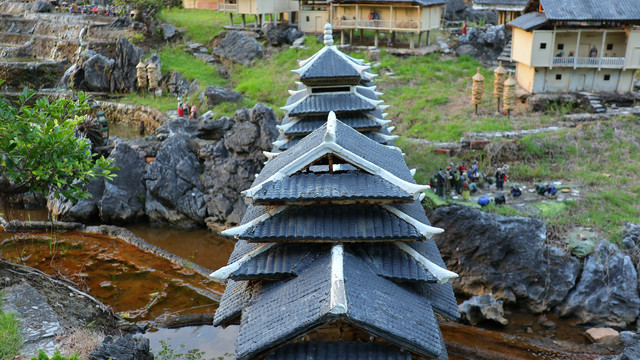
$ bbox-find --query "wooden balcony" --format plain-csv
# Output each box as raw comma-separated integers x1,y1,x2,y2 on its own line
552,56,625,69
332,17,420,31
219,2,238,12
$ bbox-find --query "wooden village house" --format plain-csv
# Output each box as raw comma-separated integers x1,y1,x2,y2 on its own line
218,0,299,27
329,0,445,48
472,0,528,25
210,24,459,360
508,0,640,93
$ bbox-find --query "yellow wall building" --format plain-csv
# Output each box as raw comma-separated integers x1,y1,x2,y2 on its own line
472,0,528,25
329,0,445,48
508,0,640,93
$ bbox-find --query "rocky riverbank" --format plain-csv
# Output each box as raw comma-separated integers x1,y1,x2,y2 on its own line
48,102,278,230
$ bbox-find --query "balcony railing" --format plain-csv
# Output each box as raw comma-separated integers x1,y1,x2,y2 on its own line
552,56,625,68
332,18,420,31
219,2,238,12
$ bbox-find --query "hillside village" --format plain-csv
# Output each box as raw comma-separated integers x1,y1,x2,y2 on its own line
1,0,640,359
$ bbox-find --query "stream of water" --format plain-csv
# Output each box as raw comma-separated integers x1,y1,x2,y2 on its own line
0,216,613,359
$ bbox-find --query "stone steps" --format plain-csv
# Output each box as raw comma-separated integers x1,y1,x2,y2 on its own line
580,92,607,113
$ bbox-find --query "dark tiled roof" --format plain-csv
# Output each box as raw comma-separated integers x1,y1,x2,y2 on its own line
287,93,377,116
540,0,640,21
285,90,307,107
330,0,445,6
414,281,461,320
508,12,548,30
352,243,438,283
230,244,328,280
473,0,527,6
252,172,413,204
235,252,443,360
265,342,411,360
342,251,442,358
240,204,424,242
260,119,411,189
355,86,378,100
395,200,430,225
300,49,362,85
277,129,396,151
284,113,381,136
255,124,327,186
334,121,412,183
234,254,333,360
213,280,251,326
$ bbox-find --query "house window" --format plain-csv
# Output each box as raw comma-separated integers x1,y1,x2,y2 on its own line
306,16,310,22
540,42,547,49
557,44,564,50
604,74,611,81
555,74,562,80
606,43,613,51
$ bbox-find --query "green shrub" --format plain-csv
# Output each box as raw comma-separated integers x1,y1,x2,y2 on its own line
30,350,83,360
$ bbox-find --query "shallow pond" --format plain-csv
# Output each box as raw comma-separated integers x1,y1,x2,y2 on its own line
0,219,612,359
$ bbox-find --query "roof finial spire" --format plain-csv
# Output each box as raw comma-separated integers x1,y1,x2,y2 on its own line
324,22,334,46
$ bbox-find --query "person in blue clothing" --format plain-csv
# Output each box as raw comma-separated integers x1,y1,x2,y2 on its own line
477,194,490,207
546,184,557,197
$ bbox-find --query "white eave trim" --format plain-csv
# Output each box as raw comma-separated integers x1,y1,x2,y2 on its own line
329,244,348,314
221,206,288,237
354,90,384,107
209,243,276,281
263,151,279,160
394,242,459,284
244,140,429,200
373,131,399,142
382,204,444,237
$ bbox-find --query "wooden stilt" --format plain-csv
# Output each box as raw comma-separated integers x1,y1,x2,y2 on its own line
229,13,233,27
374,31,379,47
241,14,246,28
410,33,414,49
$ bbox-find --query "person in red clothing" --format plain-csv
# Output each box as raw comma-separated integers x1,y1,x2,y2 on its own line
462,21,467,35
177,98,184,117
189,104,197,120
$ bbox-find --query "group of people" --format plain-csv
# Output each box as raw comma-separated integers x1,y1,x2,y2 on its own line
536,183,558,197
431,160,483,201
65,2,126,16
177,98,198,120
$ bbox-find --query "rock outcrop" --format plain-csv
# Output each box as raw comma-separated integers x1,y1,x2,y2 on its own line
144,135,207,227
48,103,278,229
88,334,153,360
201,103,278,227
200,85,242,107
559,241,640,327
99,143,147,224
213,31,264,66
456,25,506,63
430,205,580,313
459,293,508,326
110,38,144,93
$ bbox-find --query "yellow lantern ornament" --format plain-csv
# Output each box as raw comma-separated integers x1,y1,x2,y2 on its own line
493,61,507,112
503,73,517,119
147,61,159,97
471,67,484,115
136,59,147,93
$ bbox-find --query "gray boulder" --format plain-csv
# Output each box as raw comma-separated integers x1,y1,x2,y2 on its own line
430,205,581,313
621,223,640,250
82,54,115,92
144,135,207,227
459,293,508,326
32,0,52,12
444,0,466,20
110,38,144,93
47,179,105,222
213,31,264,66
160,23,177,40
285,27,305,44
263,23,288,46
202,103,278,227
620,331,640,360
98,143,147,224
201,85,242,108
478,25,506,48
456,25,505,62
559,241,640,327
163,71,190,98
88,334,153,360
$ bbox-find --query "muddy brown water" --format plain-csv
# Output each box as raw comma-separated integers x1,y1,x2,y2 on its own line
0,218,612,359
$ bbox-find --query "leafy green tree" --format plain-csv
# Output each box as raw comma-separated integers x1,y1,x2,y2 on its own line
0,89,116,205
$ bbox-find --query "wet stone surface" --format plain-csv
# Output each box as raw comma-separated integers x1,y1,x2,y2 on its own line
2,282,64,357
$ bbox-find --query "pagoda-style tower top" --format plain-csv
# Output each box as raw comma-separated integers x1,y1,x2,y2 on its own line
211,28,459,360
